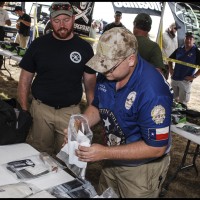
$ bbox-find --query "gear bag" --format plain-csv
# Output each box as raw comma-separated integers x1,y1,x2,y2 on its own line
0,98,33,145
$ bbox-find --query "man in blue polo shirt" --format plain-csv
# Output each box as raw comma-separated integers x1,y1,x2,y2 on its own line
169,32,200,107
74,27,173,198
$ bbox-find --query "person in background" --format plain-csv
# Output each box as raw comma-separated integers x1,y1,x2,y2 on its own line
169,32,200,107
100,19,107,33
43,19,52,35
133,13,165,75
74,27,173,198
13,6,31,49
0,2,11,69
102,11,125,33
17,2,96,156
88,19,101,48
162,22,181,80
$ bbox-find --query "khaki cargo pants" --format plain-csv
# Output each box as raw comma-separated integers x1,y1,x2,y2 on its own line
26,98,80,156
98,154,170,198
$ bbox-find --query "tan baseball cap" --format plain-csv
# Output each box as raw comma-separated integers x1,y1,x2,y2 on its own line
49,2,74,18
86,27,138,74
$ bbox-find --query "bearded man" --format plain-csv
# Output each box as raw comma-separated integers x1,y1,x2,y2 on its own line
162,22,181,80
17,2,96,156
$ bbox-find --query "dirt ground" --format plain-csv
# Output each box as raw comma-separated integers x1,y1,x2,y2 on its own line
0,58,200,198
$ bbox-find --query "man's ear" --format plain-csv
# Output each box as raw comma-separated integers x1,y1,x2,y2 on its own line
128,54,136,66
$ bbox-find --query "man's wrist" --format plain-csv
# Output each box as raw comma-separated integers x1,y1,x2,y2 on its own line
193,74,197,78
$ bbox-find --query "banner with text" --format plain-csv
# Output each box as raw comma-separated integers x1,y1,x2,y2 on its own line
70,2,95,37
168,2,200,47
112,2,162,16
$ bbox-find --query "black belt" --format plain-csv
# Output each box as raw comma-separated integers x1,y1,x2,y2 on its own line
147,153,168,164
34,98,75,109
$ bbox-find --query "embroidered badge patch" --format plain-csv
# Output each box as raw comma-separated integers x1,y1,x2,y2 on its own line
151,105,166,124
125,91,136,110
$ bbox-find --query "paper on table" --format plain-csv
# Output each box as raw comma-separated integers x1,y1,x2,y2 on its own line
0,165,19,186
0,182,35,198
27,190,56,198
0,143,39,165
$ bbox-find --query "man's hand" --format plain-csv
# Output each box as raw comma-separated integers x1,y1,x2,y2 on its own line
16,23,20,29
75,143,107,162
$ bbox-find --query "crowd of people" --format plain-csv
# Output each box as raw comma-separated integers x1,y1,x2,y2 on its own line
1,1,200,198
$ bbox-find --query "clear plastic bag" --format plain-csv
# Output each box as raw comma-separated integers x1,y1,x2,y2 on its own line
96,187,119,198
47,177,97,198
57,114,93,178
0,182,40,198
3,152,65,180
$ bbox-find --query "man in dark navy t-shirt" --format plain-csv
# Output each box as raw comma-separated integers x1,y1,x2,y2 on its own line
169,32,200,106
17,2,96,156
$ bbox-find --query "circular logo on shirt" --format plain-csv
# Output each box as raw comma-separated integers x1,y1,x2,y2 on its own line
125,91,136,110
70,52,82,63
151,105,166,124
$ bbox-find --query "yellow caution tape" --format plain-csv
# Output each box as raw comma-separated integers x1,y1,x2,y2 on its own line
79,36,99,42
33,7,39,38
77,36,200,70
163,56,200,69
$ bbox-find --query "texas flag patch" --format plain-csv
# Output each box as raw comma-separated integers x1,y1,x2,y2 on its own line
148,127,169,141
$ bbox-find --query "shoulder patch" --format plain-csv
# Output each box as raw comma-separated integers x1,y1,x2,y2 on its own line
151,105,166,124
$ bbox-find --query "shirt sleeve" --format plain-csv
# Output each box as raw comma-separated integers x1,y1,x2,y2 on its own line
196,48,200,65
138,95,172,147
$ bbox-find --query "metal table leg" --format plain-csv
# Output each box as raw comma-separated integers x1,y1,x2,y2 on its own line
160,140,191,196
1,57,11,77
192,144,200,175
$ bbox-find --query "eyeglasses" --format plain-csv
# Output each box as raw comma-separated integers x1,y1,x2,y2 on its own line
103,56,128,76
50,4,72,11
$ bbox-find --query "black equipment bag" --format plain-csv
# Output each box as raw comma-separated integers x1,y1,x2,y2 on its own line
0,98,33,145
185,109,200,118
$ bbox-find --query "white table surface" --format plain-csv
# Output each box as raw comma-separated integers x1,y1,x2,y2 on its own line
171,124,200,145
0,48,22,62
0,143,74,190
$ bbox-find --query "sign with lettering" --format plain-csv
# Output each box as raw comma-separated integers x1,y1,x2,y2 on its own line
168,2,200,47
112,2,162,16
70,2,95,37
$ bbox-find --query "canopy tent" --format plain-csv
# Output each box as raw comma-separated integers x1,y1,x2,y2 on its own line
15,2,200,50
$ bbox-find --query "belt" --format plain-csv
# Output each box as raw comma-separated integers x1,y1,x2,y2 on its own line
34,98,76,109
147,153,168,164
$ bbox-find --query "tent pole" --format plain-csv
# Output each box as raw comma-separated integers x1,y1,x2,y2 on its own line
156,2,166,49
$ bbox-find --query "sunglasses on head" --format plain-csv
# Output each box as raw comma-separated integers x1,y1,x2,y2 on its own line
50,4,72,11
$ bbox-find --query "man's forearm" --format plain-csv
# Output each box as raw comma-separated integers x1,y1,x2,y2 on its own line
83,73,96,105
83,105,100,127
18,84,29,110
17,70,34,110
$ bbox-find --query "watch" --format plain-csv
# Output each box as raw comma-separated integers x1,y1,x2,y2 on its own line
193,74,197,78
